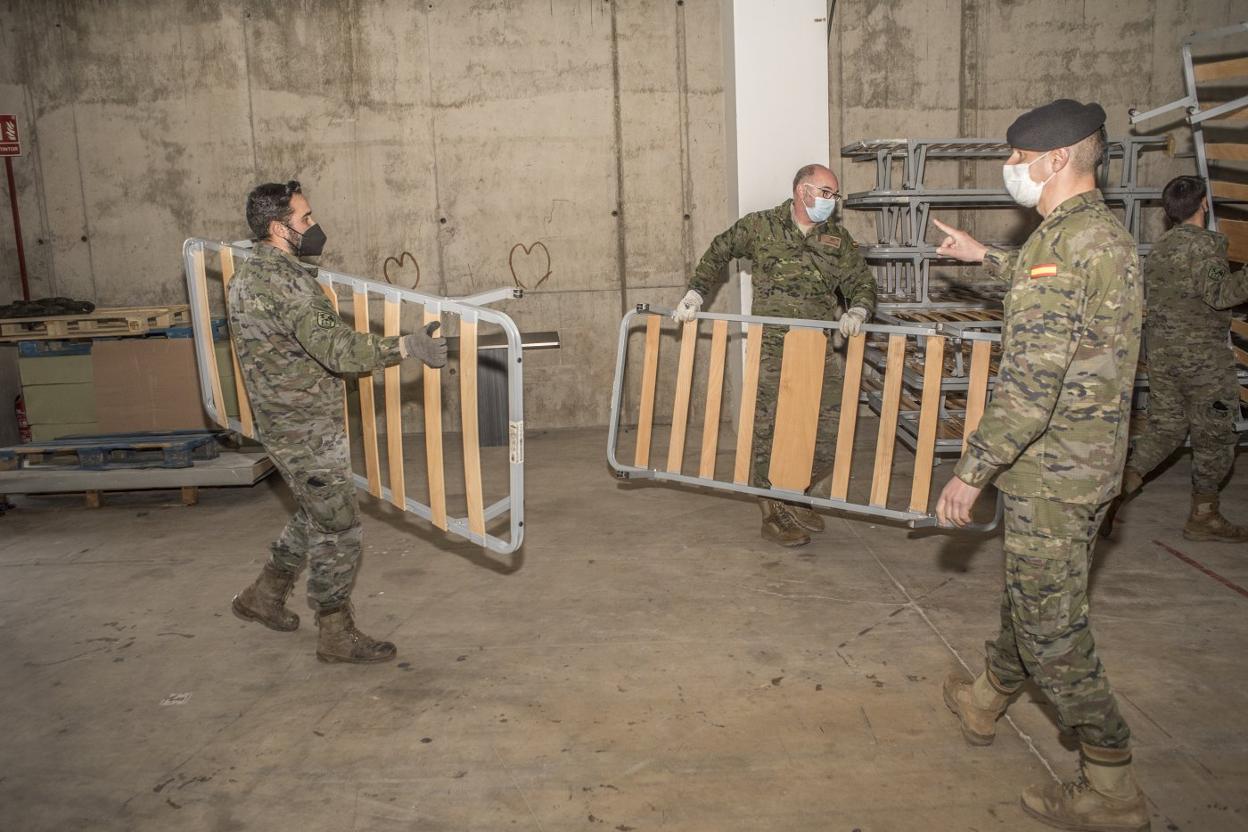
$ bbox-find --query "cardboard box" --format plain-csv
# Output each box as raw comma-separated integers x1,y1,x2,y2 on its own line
22,382,96,424
215,342,240,418
19,355,93,386
30,422,100,441
92,339,236,433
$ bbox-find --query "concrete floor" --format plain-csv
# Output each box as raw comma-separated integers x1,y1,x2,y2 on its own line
0,427,1245,832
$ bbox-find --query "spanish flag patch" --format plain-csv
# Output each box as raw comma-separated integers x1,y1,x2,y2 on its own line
1029,263,1058,279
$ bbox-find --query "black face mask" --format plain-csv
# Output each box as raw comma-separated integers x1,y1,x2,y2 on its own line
285,223,327,257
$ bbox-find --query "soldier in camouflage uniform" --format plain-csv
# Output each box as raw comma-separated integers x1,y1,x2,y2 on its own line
1104,175,1248,542
673,164,877,547
228,181,447,664
933,101,1150,832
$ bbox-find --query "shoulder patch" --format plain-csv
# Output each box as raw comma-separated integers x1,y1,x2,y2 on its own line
315,311,338,329
1028,263,1058,279
818,234,842,248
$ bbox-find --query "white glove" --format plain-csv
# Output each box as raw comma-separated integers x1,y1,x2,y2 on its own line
838,306,869,337
672,289,703,322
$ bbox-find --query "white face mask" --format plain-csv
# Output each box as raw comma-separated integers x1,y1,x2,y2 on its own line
801,184,838,223
1002,151,1054,208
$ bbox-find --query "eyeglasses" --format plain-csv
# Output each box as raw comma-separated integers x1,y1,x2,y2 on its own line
804,184,841,200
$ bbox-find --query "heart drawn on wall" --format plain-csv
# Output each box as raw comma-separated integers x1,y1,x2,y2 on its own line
508,241,553,290
382,251,421,289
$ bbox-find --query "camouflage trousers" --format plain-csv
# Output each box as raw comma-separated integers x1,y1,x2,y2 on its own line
986,493,1131,750
751,328,844,489
262,424,362,611
1128,353,1240,494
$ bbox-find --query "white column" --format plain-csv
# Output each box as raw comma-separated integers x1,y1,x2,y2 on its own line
721,0,830,418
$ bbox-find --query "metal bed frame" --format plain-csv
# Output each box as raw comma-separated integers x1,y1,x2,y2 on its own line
182,238,527,555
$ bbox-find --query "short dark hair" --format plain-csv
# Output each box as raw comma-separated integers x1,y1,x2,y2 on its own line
1068,127,1105,174
1161,175,1207,225
792,164,824,191
246,180,302,240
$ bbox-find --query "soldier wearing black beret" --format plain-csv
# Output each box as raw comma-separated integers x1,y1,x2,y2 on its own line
932,101,1151,832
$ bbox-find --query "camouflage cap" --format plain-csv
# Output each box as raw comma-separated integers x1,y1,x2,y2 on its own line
1006,99,1106,151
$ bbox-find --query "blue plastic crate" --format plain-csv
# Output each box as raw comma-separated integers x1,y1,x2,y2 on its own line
17,340,93,357
163,318,229,341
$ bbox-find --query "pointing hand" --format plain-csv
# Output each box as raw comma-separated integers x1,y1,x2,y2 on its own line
931,218,988,264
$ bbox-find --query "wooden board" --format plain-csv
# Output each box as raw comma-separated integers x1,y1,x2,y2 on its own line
353,289,382,498
190,250,228,428
869,334,906,508
1194,56,1248,82
460,319,486,537
1199,101,1248,123
320,285,351,451
218,248,255,439
423,308,447,530
1222,218,1248,263
909,335,945,513
666,321,698,474
1212,180,1248,202
829,334,865,500
962,340,993,451
733,324,763,484
1205,143,1248,162
1231,318,1248,339
767,328,827,491
383,298,406,509
634,316,661,468
698,319,728,479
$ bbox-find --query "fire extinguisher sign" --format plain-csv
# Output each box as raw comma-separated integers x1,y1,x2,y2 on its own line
0,115,20,157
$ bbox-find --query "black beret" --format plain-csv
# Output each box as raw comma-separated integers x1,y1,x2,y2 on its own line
1006,99,1106,151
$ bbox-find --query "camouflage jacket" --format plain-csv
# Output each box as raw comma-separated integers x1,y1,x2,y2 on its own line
954,190,1143,504
227,243,403,439
1143,223,1248,359
688,199,876,319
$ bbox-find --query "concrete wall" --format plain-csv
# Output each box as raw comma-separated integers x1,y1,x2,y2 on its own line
829,0,1247,262
1,0,1243,433
0,0,726,431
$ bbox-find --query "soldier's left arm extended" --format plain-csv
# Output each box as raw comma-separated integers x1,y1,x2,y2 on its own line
837,235,878,314
1199,255,1248,310
288,293,405,375
952,264,1088,488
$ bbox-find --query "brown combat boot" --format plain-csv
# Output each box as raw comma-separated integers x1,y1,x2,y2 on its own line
942,667,1017,746
786,502,825,533
1021,744,1150,831
1183,492,1248,543
1099,468,1144,539
759,499,810,547
232,562,300,632
316,603,397,664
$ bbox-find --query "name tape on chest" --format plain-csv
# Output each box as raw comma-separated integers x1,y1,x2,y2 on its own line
818,234,842,249
1028,263,1058,279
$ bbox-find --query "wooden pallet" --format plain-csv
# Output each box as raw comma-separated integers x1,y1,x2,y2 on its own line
80,486,202,508
883,308,1003,325
0,305,192,342
0,431,221,472
867,332,1003,382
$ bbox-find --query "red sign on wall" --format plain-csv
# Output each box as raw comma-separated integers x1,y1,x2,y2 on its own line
0,115,20,157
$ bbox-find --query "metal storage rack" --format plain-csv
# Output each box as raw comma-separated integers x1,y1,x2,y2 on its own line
840,134,1177,452
1129,20,1248,229
841,136,1170,305
1129,20,1248,434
